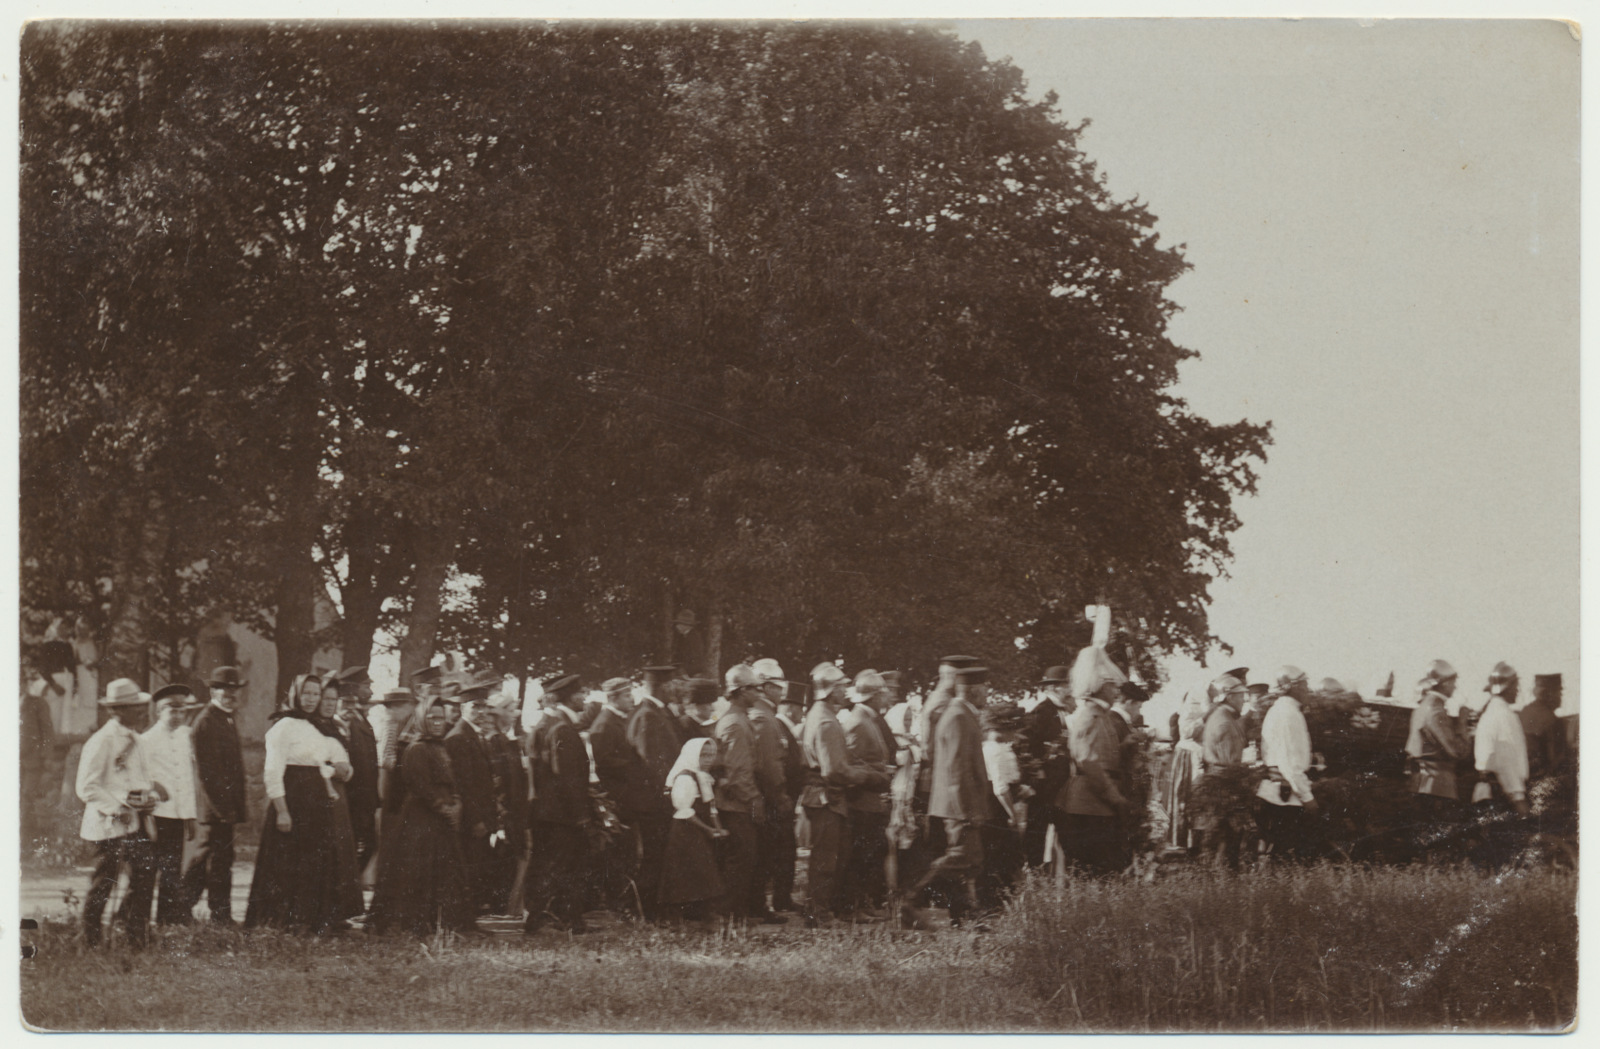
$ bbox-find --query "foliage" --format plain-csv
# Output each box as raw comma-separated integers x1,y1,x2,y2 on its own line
23,23,1269,690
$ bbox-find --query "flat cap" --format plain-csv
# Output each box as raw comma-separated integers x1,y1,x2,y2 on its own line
542,673,582,698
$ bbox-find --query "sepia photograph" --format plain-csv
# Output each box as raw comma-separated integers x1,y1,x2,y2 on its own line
13,9,1580,1033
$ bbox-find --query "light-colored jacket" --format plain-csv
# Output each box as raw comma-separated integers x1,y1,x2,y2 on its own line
141,721,198,821
76,719,154,841
839,703,893,814
1256,695,1314,807
929,696,989,821
1474,697,1529,802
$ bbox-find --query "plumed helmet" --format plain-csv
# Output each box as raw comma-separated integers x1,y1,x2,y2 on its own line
1208,673,1244,701
1069,646,1126,700
1272,666,1309,695
1486,661,1518,696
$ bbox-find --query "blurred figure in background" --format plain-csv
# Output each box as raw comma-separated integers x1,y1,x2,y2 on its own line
77,678,161,948
141,685,200,925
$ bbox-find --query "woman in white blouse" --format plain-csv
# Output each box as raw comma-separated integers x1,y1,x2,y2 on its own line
245,674,363,934
656,738,729,922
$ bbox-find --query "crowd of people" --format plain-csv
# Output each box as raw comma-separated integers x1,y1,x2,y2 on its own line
57,642,1575,948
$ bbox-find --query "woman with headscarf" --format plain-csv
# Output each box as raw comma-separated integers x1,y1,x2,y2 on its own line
368,695,477,935
244,674,363,933
317,676,366,917
657,737,729,922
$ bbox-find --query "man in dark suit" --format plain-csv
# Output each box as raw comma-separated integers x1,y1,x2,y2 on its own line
525,674,594,934
446,675,503,917
627,665,681,921
183,666,248,925
486,692,528,915
588,677,652,916
333,666,380,877
1020,665,1075,868
753,659,802,913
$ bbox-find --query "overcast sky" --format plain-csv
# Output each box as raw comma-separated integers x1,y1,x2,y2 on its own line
951,19,1579,708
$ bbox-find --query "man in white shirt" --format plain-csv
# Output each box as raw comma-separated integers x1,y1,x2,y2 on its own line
142,685,201,925
76,678,165,947
1256,666,1321,861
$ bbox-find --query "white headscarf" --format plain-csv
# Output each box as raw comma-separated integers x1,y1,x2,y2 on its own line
666,737,717,804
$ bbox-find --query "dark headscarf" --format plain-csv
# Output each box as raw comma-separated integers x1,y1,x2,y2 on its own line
270,673,343,740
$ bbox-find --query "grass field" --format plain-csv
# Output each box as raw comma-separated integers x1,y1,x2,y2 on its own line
21,863,1575,1032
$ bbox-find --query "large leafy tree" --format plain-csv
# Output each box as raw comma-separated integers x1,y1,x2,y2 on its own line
22,22,1267,697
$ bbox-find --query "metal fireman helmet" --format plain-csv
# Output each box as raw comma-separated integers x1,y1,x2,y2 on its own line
1419,659,1458,691
1486,661,1518,697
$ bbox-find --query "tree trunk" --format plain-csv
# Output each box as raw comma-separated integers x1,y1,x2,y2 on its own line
271,366,323,707
337,503,391,670
101,487,170,688
397,520,460,683
706,605,724,685
660,580,676,665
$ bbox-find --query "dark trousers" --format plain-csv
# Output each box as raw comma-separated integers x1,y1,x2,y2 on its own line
635,813,670,920
461,830,496,914
1023,801,1070,867
910,818,984,923
1062,813,1128,875
525,822,588,931
840,808,889,912
1256,801,1315,861
84,832,156,947
802,806,849,921
150,817,191,925
715,810,758,919
182,820,237,920
489,827,524,914
899,802,950,908
978,820,1024,908
351,800,378,876
595,823,642,916
767,807,797,910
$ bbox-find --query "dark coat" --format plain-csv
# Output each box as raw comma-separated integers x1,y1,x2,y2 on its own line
929,697,988,821
529,712,591,826
1020,700,1071,803
588,706,656,816
627,699,682,816
444,720,500,836
773,713,806,800
677,715,713,742
190,702,247,825
369,738,472,935
339,712,380,819
487,731,528,835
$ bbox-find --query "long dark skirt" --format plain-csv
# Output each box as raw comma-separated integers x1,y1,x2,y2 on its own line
369,795,473,935
328,780,367,919
245,766,362,932
660,813,724,906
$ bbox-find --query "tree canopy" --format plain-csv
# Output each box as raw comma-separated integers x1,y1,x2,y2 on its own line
21,21,1269,696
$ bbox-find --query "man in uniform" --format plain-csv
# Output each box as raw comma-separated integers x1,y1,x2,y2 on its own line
1405,660,1467,859
1256,666,1320,860
1058,647,1134,875
588,677,651,917
525,674,594,934
77,679,163,947
1520,673,1567,781
184,666,248,925
715,664,777,922
904,655,978,899
801,662,886,927
447,674,503,919
1198,673,1249,868
627,665,682,921
903,665,991,929
839,668,895,920
745,659,794,922
753,659,804,913
141,684,200,926
333,666,380,877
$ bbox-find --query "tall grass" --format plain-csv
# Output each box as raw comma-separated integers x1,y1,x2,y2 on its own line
994,864,1576,1031
21,864,1574,1032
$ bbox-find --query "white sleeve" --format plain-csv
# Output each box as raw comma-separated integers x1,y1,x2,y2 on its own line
75,731,123,815
670,773,699,819
1281,708,1314,803
263,721,287,800
324,735,350,765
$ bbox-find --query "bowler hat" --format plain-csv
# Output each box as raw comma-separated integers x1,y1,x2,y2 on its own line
100,678,150,707
1039,665,1071,685
207,666,248,689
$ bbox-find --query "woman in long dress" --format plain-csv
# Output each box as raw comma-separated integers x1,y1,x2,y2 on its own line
244,674,363,934
369,697,475,935
318,678,367,918
657,737,728,922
